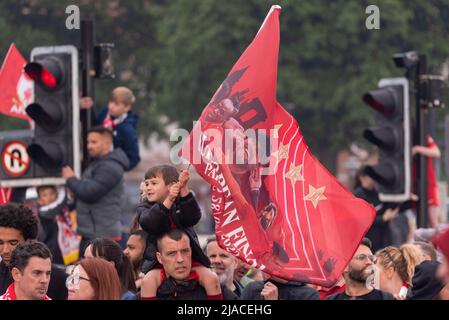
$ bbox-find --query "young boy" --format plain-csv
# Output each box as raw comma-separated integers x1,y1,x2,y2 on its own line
80,86,140,171
137,165,222,299
36,185,66,265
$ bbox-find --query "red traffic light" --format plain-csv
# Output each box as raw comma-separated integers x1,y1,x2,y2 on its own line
24,57,63,89
362,87,400,116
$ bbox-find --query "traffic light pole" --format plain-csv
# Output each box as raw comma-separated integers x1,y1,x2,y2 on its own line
81,19,95,171
416,54,429,228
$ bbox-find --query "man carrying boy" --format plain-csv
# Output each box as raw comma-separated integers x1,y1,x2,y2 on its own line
137,165,221,299
80,86,140,171
141,229,237,300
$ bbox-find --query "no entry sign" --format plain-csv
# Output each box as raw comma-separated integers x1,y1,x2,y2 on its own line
1,140,30,177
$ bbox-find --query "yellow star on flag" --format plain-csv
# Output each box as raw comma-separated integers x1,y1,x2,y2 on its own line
272,143,289,160
304,184,327,209
285,163,304,185
278,143,289,159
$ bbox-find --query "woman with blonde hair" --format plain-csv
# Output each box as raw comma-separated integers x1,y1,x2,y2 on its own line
66,257,122,300
375,244,422,299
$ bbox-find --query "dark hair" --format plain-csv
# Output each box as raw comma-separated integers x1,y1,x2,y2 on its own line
89,238,137,294
0,203,38,240
144,165,179,185
10,240,52,272
361,237,372,249
156,229,189,252
413,241,438,261
205,235,217,246
129,213,142,234
204,235,217,252
78,257,122,300
88,126,113,141
129,230,148,244
36,185,57,197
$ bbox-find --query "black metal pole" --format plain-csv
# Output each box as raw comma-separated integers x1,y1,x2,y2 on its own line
81,19,95,171
416,54,429,228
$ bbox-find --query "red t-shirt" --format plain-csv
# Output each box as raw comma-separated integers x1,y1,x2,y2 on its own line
413,135,439,206
426,136,439,206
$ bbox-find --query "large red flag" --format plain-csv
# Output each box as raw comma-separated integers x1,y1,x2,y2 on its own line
0,43,33,124
181,5,375,286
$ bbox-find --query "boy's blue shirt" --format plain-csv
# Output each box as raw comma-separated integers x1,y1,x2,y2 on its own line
96,106,140,171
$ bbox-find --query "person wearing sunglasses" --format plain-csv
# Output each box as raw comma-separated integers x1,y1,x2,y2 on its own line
66,257,121,300
326,238,394,300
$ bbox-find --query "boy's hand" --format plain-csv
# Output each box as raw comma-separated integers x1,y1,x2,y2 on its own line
168,182,181,202
80,96,94,109
179,169,191,197
179,169,190,188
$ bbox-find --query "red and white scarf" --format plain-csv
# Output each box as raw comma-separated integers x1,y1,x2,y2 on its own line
102,113,127,130
0,283,51,300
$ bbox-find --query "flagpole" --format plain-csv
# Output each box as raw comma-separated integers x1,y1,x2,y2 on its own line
256,5,282,36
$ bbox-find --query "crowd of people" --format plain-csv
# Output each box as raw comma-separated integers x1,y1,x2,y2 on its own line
1,86,449,300
0,198,449,300
1,161,448,300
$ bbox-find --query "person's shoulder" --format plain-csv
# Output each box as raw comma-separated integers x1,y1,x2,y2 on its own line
126,111,139,121
284,282,320,300
245,280,264,289
121,290,136,300
241,280,264,296
221,285,239,300
325,292,345,300
374,289,395,300
120,112,139,128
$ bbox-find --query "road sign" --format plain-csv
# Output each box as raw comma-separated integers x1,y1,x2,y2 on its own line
1,140,30,177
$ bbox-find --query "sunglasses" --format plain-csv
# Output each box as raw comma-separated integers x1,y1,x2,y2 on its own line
353,253,377,263
65,265,91,290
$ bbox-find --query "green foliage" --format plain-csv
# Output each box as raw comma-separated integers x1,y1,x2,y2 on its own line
1,0,449,169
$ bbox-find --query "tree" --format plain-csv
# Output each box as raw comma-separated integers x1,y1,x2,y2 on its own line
2,0,449,172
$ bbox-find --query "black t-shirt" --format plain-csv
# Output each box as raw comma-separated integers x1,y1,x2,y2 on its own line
241,280,320,300
326,289,394,300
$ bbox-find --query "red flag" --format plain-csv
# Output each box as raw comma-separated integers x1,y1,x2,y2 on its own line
0,43,33,124
181,5,375,286
0,187,12,205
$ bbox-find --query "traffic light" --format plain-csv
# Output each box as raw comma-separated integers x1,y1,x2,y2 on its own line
362,77,411,202
24,46,80,181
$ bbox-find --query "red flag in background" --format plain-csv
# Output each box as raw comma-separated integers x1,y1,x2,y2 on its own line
0,43,33,125
181,5,375,287
0,187,12,205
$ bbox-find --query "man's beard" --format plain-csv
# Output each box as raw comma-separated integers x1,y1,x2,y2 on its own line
348,265,374,283
131,257,142,272
0,256,10,266
216,267,234,285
